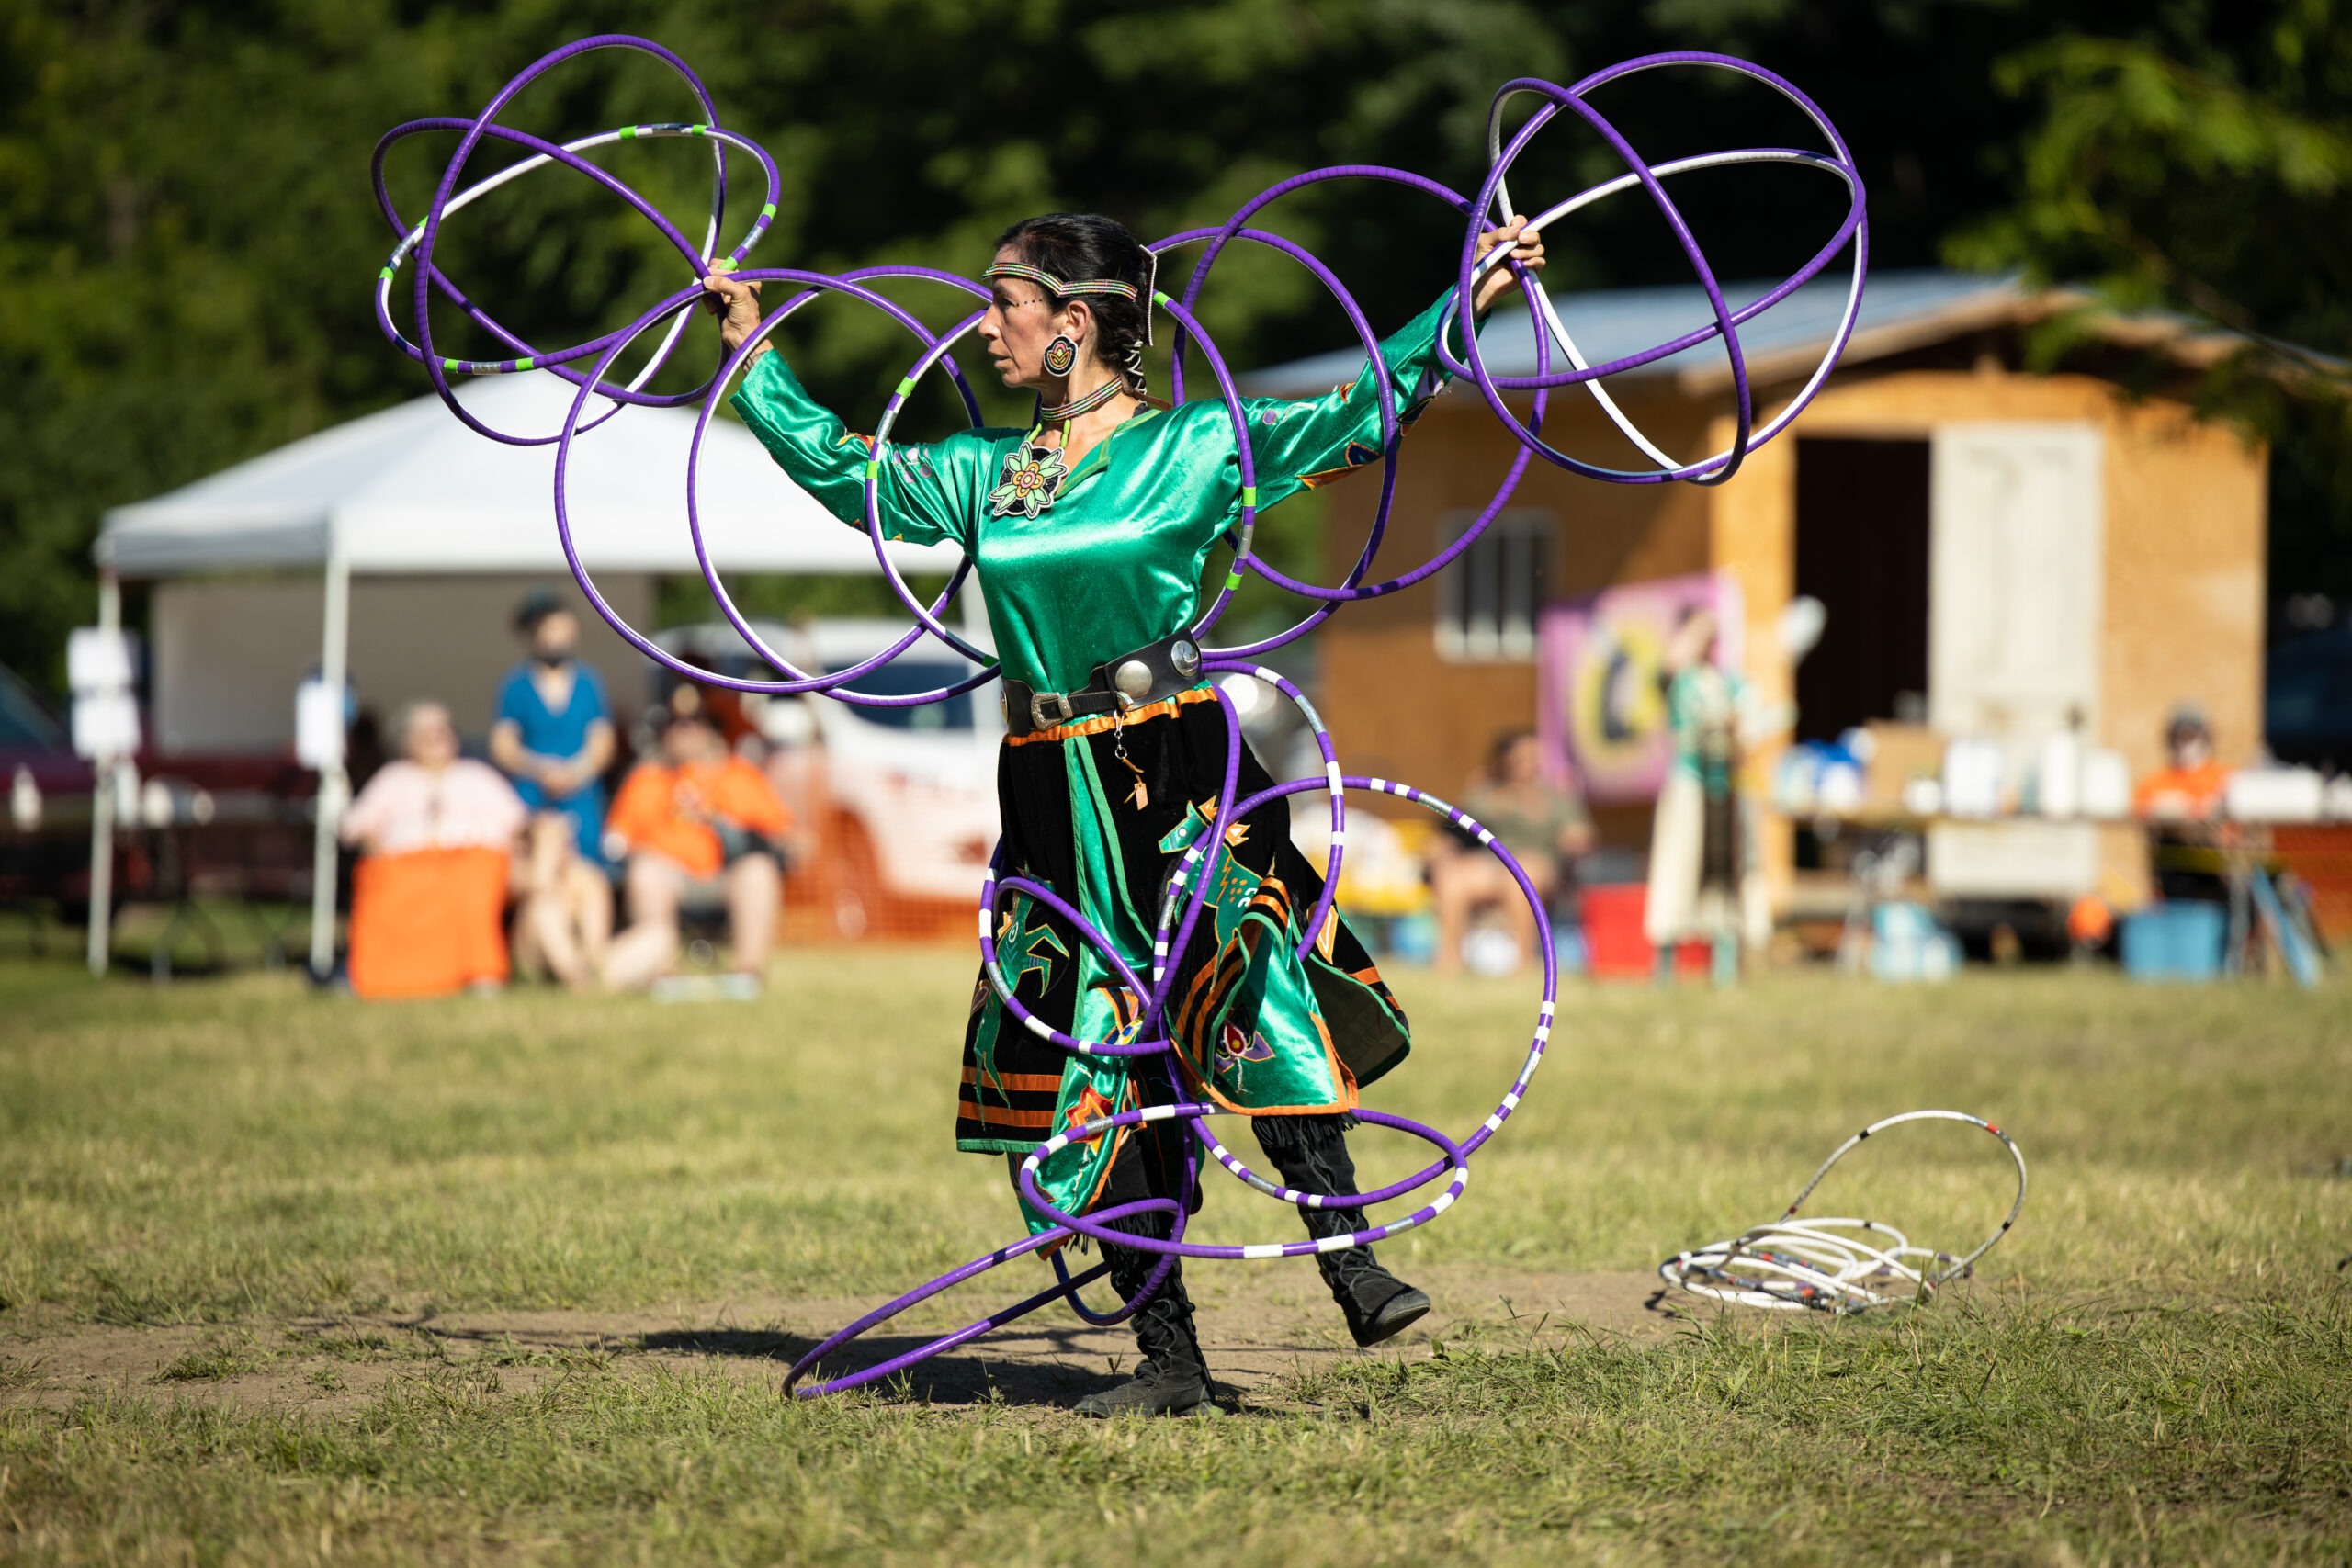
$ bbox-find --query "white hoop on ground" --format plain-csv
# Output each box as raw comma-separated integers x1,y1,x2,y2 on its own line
1658,1110,2029,1315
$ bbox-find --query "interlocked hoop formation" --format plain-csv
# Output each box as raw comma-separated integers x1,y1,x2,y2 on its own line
376,34,1872,1394
1657,1111,2030,1314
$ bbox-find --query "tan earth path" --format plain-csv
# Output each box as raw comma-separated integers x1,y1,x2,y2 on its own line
0,1265,1716,1418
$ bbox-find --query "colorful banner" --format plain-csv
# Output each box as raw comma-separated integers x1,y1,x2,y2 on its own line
1538,571,1742,805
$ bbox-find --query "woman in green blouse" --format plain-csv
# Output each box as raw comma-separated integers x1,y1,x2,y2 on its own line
703,211,1540,1416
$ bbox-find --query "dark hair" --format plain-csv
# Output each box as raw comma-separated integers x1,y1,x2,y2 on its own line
655,682,716,735
994,213,1155,397
2165,703,2211,745
1489,728,1537,777
513,587,564,635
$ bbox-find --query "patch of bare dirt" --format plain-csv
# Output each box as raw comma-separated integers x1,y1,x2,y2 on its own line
0,1264,1703,1416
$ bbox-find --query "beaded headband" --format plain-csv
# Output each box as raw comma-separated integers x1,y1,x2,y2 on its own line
983,253,1159,348
981,261,1136,300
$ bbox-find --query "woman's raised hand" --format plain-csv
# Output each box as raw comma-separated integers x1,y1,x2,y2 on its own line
701,272,767,359
1472,216,1546,317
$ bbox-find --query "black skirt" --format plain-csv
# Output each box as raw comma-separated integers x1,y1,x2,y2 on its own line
956,688,1410,1221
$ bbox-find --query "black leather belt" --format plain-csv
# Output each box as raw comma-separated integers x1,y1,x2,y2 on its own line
1001,633,1206,737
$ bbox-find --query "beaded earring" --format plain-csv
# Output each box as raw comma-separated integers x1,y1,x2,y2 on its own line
1042,334,1078,378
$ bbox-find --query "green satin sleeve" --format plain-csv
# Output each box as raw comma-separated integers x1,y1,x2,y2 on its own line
729,350,999,550
1238,287,1465,515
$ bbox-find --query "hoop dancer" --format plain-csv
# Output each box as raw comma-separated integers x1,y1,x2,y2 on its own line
703,211,1542,1414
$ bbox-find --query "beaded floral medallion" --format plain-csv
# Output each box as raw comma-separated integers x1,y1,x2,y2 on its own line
987,441,1069,519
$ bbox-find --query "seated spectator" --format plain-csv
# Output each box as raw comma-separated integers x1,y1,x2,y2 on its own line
490,592,616,990
2133,704,2229,820
338,702,526,999
510,811,614,990
2135,703,2231,903
1430,728,1593,976
601,688,792,995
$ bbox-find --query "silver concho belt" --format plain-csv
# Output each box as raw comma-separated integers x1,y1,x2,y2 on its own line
1001,634,1204,737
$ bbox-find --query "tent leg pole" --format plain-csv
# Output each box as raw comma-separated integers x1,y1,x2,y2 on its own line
308,552,350,980
86,776,113,977
85,572,121,978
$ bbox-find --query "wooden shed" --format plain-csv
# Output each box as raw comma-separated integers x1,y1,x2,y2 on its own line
1241,271,2268,907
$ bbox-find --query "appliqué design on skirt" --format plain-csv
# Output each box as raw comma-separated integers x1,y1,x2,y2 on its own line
1216,1021,1278,1089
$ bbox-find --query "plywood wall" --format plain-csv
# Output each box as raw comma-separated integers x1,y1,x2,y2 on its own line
1780,371,2267,780
1312,363,2268,880
1315,384,1713,817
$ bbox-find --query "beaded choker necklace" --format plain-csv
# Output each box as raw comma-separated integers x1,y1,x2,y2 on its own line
1039,377,1127,422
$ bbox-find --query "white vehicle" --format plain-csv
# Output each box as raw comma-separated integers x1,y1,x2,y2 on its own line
655,617,1001,912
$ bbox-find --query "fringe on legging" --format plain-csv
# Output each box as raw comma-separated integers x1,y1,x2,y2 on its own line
1011,1109,1385,1323
1253,1112,1381,1263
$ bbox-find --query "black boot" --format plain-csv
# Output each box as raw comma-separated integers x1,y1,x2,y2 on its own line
1311,1230,1431,1348
1072,1246,1211,1418
1256,1115,1432,1348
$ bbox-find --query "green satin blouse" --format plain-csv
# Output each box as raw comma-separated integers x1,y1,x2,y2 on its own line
729,289,1464,694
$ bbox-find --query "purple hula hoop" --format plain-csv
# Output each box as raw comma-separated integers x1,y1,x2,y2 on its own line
1159,171,1554,656
377,38,1864,1397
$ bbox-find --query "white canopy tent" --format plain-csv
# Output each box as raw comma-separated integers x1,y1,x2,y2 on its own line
97,368,960,575
90,369,967,976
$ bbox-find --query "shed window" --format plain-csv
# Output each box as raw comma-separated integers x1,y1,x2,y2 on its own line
1434,510,1553,662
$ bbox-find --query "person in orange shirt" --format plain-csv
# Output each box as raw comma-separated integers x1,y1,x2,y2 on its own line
601,687,792,995
2133,704,2229,820
2134,703,2230,905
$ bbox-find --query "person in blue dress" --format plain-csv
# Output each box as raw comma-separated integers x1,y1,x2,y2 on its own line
491,591,616,856
491,590,617,987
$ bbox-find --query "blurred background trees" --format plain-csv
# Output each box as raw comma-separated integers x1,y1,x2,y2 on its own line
1947,1,2352,617
3,0,2346,683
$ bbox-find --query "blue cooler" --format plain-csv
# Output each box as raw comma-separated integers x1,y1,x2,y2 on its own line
1871,901,1961,982
2120,902,2226,981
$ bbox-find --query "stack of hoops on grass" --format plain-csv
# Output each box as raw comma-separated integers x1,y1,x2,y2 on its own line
1657,1111,2030,1315
371,34,1970,1395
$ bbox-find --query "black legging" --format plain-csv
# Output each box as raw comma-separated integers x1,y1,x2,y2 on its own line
1067,1111,1375,1314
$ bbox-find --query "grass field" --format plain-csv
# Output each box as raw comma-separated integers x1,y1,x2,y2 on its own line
0,943,2346,1564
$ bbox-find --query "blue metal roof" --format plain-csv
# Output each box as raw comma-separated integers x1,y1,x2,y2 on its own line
1237,268,2026,398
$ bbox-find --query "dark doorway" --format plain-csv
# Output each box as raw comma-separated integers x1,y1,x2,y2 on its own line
1792,438,1930,741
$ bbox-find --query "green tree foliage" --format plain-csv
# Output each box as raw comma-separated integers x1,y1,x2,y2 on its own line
1949,1,2352,604
0,1,539,687
4,0,2344,689
1,0,1577,685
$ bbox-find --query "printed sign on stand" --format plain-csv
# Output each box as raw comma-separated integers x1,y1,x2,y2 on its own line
1536,571,1743,805
66,627,141,761
294,679,348,771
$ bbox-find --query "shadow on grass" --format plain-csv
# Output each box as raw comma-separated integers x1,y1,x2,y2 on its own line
359,1312,1114,1408
639,1326,802,1359
639,1321,1119,1407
